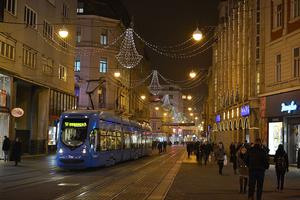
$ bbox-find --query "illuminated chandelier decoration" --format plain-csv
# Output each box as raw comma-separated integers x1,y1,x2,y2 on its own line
116,28,143,69
162,94,172,111
148,70,162,95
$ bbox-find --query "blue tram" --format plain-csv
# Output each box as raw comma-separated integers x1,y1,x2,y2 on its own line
56,110,152,169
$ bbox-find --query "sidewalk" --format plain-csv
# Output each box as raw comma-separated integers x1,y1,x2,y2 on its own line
165,154,300,200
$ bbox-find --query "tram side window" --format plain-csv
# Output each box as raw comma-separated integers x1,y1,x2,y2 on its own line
146,136,152,148
107,130,114,150
124,133,131,149
131,132,138,148
89,129,98,151
142,135,146,148
100,129,108,151
115,131,122,150
137,133,142,148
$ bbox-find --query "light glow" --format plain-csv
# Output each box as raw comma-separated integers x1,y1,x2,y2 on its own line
58,27,69,38
193,28,203,41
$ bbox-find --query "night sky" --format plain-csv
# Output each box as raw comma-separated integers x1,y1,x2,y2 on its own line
121,0,219,82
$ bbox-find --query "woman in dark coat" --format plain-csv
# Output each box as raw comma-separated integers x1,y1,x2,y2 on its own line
12,137,22,166
274,144,289,191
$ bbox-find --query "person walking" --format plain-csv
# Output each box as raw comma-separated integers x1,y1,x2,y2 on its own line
274,144,289,191
230,142,238,174
2,136,10,162
203,142,211,165
157,142,163,154
187,142,193,158
215,142,226,175
163,141,167,153
12,137,22,166
246,138,269,200
237,144,248,194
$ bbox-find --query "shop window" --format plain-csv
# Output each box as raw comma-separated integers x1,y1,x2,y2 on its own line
4,0,16,15
293,47,300,77
24,5,37,29
268,122,283,155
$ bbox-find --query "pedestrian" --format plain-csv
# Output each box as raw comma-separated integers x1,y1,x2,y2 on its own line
274,144,289,191
187,142,193,158
2,136,10,162
157,142,163,154
237,144,248,194
230,142,238,174
194,140,200,161
214,142,226,175
246,138,269,200
163,141,167,152
203,142,211,165
12,137,22,166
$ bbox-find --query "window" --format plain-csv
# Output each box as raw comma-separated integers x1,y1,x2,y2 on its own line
4,0,16,15
276,54,281,82
100,34,108,45
276,4,283,28
0,40,15,60
43,20,53,39
294,47,300,77
24,6,37,29
124,133,131,149
256,72,260,94
99,58,107,73
62,3,68,17
42,56,53,74
23,45,36,68
74,58,80,72
59,65,67,81
292,0,300,18
77,2,84,13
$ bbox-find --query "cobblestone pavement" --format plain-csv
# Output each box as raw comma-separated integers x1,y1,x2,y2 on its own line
165,154,300,200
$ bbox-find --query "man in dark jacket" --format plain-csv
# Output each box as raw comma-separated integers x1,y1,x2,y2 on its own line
246,138,269,200
2,136,10,162
12,137,22,166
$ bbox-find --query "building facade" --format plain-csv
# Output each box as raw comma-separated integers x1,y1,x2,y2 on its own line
261,0,300,163
75,0,150,122
0,0,77,155
208,0,263,149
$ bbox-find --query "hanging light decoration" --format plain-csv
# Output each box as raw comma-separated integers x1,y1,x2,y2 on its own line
58,26,69,38
148,70,162,95
193,27,203,41
116,28,143,69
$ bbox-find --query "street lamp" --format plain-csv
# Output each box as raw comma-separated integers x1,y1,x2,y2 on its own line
58,26,69,38
140,95,146,100
193,27,203,41
155,107,159,111
189,70,197,79
187,95,192,100
195,116,198,120
163,113,167,116
190,113,194,116
182,95,187,99
188,107,192,111
114,71,121,78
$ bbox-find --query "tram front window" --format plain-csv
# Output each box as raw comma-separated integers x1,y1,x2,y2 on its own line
61,119,89,147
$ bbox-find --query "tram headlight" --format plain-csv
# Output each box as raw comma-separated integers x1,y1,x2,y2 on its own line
82,148,87,154
58,148,63,154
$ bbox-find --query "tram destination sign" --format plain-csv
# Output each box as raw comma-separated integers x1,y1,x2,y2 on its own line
64,122,87,128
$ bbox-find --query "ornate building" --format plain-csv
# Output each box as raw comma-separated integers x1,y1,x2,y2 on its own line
208,0,263,148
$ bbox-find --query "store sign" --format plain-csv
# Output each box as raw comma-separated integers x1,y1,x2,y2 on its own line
215,115,221,123
241,105,250,117
11,108,24,118
64,122,87,127
281,101,297,113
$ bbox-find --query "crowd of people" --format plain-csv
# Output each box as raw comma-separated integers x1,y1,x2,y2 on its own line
152,140,170,154
185,138,289,200
2,136,22,166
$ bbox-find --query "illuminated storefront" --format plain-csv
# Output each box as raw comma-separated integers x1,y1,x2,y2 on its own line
0,74,11,159
265,91,300,164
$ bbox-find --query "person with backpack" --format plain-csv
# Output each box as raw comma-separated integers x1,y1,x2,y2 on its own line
274,144,289,191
